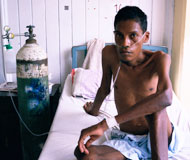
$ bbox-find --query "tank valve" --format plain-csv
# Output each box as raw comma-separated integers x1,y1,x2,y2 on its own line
25,25,36,43
24,25,36,40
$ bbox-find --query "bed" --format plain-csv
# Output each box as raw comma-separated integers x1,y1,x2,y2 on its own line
39,42,190,160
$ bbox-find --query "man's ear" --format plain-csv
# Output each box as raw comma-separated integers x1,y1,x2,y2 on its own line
143,31,150,43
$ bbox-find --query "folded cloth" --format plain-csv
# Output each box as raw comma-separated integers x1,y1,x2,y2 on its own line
82,38,105,72
72,68,102,99
71,68,114,100
102,124,184,160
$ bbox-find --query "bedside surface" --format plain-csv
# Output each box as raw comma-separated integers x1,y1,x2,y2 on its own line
0,84,61,160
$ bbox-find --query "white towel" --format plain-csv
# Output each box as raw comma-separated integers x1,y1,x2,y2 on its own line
82,38,105,72
81,39,115,101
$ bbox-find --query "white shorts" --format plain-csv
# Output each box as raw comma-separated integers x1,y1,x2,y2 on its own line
103,124,183,160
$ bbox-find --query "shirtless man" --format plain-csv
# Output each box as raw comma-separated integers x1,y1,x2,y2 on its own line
75,6,173,160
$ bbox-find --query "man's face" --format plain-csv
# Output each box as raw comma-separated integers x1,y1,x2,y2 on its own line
114,20,149,62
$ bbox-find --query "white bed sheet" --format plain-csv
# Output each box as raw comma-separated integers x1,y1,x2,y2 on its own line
39,75,190,160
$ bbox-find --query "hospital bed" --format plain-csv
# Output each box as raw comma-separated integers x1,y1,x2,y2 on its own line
39,43,190,160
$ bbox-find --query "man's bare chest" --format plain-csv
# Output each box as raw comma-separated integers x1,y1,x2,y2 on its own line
114,66,158,101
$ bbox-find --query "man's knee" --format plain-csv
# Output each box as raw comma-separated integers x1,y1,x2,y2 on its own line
74,146,85,160
84,146,99,160
74,145,99,160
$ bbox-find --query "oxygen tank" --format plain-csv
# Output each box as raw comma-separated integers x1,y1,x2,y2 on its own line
16,25,50,160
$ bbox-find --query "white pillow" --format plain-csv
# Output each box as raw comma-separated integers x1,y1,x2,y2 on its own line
72,68,114,100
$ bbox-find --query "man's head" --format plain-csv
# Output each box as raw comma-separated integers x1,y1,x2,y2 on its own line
114,6,150,65
114,6,147,33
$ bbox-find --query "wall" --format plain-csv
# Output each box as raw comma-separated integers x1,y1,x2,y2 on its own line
0,0,174,87
171,0,190,108
181,0,190,108
0,1,5,83
170,0,186,97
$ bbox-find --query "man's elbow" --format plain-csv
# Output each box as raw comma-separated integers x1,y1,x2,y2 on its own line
163,88,173,107
98,87,110,97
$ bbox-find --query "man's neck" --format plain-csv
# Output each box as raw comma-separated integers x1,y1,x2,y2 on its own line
121,54,149,68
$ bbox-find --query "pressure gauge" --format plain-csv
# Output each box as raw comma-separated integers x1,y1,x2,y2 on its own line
4,25,10,32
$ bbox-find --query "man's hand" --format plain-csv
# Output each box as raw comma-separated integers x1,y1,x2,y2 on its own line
83,102,99,116
78,120,108,154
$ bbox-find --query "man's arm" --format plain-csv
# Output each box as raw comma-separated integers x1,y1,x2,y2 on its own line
115,52,173,124
78,120,108,154
84,46,113,116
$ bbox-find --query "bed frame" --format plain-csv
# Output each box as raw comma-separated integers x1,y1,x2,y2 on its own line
71,44,168,68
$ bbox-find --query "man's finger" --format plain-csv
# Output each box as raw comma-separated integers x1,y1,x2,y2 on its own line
83,146,89,155
79,140,86,153
78,131,89,153
84,102,89,109
85,136,97,148
79,138,89,155
78,136,85,152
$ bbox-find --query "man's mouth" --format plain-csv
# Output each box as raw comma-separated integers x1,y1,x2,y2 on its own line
120,51,132,55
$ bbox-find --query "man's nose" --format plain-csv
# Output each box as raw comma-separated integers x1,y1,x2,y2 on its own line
122,37,131,47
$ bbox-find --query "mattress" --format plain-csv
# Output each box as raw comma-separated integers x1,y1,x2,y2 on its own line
39,74,190,160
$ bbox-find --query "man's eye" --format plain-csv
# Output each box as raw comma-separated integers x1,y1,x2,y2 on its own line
115,33,123,39
130,33,137,39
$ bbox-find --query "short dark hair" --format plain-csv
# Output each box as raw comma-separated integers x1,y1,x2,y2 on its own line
114,6,147,33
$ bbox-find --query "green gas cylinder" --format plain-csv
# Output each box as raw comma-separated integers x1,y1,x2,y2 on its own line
16,25,50,160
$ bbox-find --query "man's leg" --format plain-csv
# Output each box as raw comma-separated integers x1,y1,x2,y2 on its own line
145,108,172,160
74,145,126,160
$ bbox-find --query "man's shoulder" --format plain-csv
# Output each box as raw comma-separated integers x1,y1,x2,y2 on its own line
102,44,117,58
103,44,116,52
153,51,171,62
143,50,171,69
145,50,170,62
144,49,168,56
102,44,119,66
150,51,171,71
